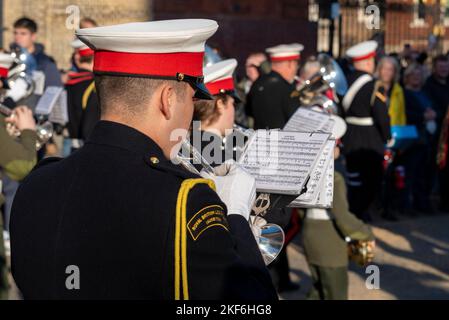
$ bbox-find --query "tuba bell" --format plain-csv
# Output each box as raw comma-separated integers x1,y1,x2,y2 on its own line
296,53,348,107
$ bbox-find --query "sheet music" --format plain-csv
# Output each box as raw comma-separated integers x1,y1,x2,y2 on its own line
288,139,335,207
49,90,68,124
316,156,334,208
35,86,63,115
238,130,330,195
35,86,68,124
284,107,335,133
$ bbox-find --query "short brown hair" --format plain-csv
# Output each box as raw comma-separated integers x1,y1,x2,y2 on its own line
79,55,94,64
193,94,229,125
95,75,187,117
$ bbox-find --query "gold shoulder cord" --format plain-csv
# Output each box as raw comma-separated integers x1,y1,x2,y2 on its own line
174,178,216,300
82,81,96,110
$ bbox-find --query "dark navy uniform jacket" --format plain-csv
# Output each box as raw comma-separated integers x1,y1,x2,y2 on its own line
341,70,391,156
246,71,299,130
10,121,277,300
65,70,100,140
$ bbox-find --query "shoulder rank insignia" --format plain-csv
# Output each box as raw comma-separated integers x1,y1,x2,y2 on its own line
187,205,228,241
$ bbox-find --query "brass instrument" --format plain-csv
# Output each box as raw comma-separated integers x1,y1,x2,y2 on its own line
0,103,53,150
176,137,285,265
347,240,375,267
296,53,348,108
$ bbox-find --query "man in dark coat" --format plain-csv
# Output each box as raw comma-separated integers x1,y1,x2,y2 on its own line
10,19,277,300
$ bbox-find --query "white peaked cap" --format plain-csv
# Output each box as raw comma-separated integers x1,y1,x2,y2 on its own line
266,43,304,62
0,53,14,78
75,19,219,99
71,38,89,50
0,53,14,69
203,59,240,101
204,59,237,84
346,40,378,62
76,19,218,54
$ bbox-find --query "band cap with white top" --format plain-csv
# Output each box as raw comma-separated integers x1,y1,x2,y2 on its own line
0,53,14,79
203,59,241,102
346,40,378,62
266,43,304,62
76,19,219,99
71,39,94,57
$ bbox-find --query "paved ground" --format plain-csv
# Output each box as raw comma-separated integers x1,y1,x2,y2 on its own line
280,213,449,300
5,213,449,300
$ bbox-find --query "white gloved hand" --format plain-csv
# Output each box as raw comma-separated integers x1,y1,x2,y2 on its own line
200,160,256,221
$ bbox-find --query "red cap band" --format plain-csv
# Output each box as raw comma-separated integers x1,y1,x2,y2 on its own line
270,54,300,62
205,77,235,95
93,50,204,77
78,47,95,57
0,67,8,78
352,51,376,62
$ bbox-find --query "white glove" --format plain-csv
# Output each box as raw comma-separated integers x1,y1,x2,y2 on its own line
200,160,256,221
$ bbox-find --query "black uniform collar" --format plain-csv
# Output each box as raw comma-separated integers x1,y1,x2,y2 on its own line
86,120,166,160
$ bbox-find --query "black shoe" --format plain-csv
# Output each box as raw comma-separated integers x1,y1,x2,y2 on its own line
278,282,300,293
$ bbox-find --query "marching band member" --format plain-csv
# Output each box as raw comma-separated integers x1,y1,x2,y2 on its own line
342,40,391,222
246,43,303,129
10,19,276,300
302,118,375,300
65,39,99,153
191,58,243,168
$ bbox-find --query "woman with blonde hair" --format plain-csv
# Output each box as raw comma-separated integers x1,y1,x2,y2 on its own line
375,56,407,126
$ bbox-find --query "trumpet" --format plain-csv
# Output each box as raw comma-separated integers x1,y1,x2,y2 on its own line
0,103,53,150
176,137,285,265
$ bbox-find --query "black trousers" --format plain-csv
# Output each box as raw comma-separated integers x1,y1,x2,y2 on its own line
346,150,384,221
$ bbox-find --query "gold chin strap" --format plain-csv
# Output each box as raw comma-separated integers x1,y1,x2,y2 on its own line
174,178,216,300
82,81,96,110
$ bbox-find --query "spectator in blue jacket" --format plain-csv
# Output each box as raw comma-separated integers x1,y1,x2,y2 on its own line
11,17,62,88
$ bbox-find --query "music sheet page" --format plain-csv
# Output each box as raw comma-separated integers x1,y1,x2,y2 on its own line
238,130,330,195
289,139,335,208
284,107,334,133
35,86,64,115
289,139,335,206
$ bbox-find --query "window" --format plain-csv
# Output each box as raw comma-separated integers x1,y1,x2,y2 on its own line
411,0,428,27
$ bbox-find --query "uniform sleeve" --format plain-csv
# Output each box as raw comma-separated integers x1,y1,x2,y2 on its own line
183,183,277,300
332,172,374,241
371,83,391,142
0,124,37,181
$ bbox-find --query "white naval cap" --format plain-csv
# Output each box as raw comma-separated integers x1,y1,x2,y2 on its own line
0,53,14,78
266,43,304,62
76,19,219,99
71,39,94,57
346,40,378,62
203,59,240,102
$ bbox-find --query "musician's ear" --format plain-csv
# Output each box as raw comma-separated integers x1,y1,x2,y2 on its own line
159,83,173,121
216,97,226,111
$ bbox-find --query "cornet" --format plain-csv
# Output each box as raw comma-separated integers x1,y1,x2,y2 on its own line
0,103,53,150
176,137,285,265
